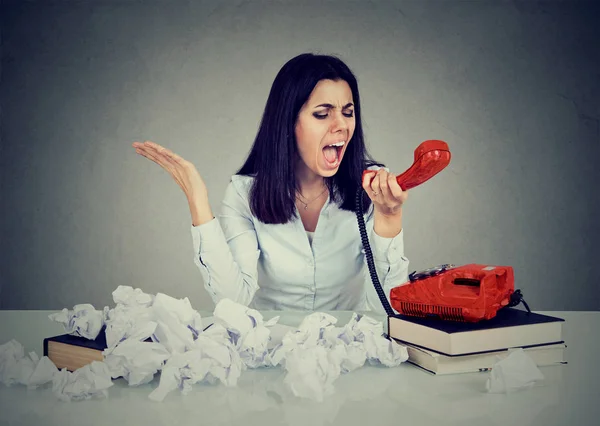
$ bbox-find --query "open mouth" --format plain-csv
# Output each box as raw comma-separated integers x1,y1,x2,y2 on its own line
322,141,345,168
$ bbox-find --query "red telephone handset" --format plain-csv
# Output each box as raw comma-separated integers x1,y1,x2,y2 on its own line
362,140,451,190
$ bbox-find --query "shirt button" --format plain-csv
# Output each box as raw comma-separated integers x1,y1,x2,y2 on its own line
306,257,313,265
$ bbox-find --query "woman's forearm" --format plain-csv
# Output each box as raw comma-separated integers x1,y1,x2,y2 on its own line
189,194,215,226
373,208,403,238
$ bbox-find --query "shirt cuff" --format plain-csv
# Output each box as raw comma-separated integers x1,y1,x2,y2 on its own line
369,227,405,264
191,217,226,255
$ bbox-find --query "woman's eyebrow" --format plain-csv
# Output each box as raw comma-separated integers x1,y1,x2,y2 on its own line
314,102,354,109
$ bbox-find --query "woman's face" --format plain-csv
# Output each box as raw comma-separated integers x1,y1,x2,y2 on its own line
294,79,356,179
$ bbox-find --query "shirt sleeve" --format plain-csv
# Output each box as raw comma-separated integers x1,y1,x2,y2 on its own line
190,177,261,306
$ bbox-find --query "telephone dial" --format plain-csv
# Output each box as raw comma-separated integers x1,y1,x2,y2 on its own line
355,140,529,322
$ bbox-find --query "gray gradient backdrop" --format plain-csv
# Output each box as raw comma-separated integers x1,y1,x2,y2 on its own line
1,0,599,312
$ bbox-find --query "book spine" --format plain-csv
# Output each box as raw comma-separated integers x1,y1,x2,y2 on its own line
43,338,49,357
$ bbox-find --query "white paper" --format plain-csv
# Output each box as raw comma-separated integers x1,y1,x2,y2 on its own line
148,329,239,401
103,339,171,386
153,292,204,334
102,288,209,386
52,361,114,402
266,323,296,350
213,298,279,368
190,324,244,386
0,339,58,389
1,290,411,403
268,312,408,401
147,349,212,402
48,303,108,340
150,295,197,354
112,285,154,308
485,348,545,393
0,339,25,386
342,313,408,368
28,356,59,388
104,286,157,348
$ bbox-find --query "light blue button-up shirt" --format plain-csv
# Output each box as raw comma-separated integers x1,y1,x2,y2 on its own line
191,174,410,314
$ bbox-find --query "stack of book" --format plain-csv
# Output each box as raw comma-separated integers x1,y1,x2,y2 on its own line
387,307,567,375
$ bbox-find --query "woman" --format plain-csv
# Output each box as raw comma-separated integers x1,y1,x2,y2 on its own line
132,53,409,314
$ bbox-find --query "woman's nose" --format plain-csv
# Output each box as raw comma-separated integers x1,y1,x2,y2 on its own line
331,112,348,132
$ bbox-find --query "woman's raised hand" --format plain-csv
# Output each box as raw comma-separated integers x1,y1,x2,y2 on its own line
132,140,214,225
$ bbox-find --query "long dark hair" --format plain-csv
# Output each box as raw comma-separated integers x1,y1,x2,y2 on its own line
237,52,382,224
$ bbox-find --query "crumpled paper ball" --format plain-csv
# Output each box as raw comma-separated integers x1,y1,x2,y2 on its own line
486,348,545,393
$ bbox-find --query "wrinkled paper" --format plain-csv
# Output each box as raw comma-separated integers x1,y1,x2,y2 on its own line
268,312,408,401
0,340,57,388
49,304,108,340
0,339,113,401
52,361,114,402
1,286,410,402
485,348,545,393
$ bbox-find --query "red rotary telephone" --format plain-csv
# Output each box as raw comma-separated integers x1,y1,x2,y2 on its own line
390,263,522,322
356,140,528,321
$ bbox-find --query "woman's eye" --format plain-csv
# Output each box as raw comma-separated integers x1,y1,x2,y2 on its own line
313,111,354,119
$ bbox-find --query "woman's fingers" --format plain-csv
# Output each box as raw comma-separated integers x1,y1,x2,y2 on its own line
362,170,375,191
366,168,408,200
165,149,188,168
153,147,192,183
362,170,378,198
387,173,404,200
378,170,392,198
371,170,384,197
362,169,389,199
132,140,204,198
134,142,182,183
142,140,165,151
145,142,186,168
134,144,159,164
136,143,169,169
142,142,177,168
159,146,185,169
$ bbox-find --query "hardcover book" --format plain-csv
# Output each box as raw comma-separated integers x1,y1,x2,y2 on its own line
387,308,565,356
403,341,567,375
43,326,109,372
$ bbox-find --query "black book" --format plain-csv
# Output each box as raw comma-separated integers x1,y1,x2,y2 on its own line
387,308,565,356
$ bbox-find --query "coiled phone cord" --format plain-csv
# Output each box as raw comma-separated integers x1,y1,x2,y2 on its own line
355,187,396,317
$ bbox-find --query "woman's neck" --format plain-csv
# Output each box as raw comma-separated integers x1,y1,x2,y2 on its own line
295,164,326,196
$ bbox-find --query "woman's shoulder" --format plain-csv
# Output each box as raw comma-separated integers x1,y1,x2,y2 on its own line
230,173,255,185
226,174,255,199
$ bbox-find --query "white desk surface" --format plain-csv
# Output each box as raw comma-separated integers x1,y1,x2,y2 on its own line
0,310,598,426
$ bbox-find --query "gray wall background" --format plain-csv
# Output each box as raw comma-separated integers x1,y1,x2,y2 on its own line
1,0,598,312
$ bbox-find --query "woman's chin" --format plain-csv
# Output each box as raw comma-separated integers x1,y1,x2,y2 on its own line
319,155,343,174
318,161,340,176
